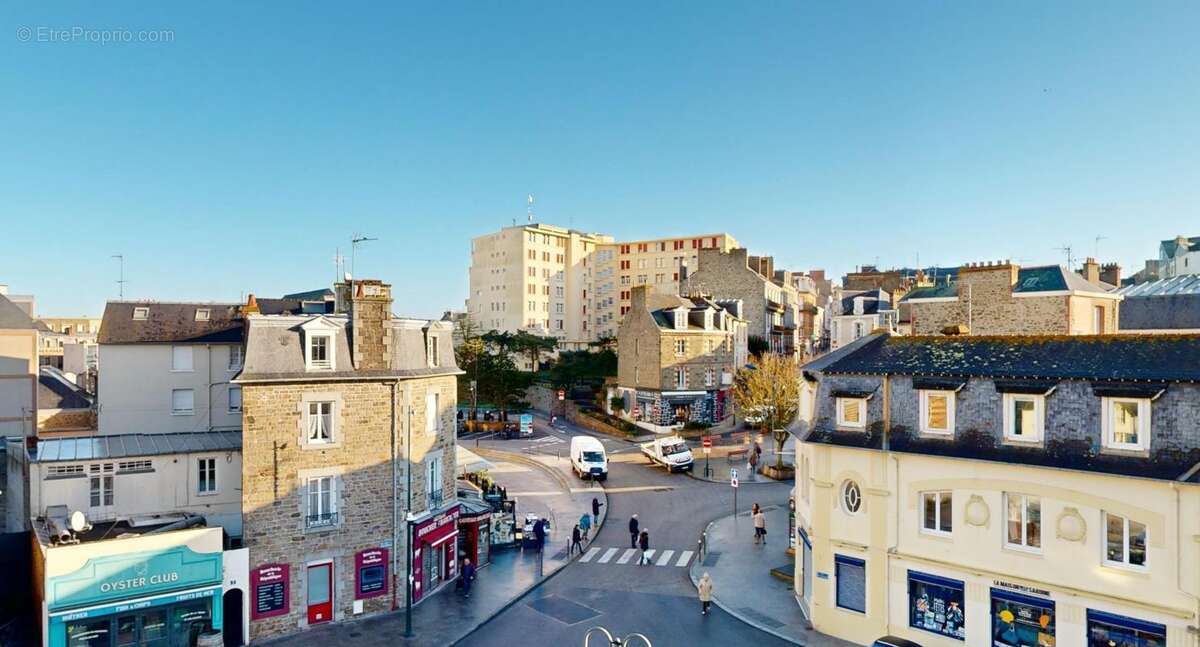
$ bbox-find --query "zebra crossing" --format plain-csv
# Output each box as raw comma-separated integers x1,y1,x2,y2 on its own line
577,546,695,568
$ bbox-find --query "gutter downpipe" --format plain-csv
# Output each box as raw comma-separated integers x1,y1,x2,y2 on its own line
391,380,399,611
1169,481,1200,641
404,386,414,638
883,373,897,638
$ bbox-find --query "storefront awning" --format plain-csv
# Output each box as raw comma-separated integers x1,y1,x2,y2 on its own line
456,445,495,476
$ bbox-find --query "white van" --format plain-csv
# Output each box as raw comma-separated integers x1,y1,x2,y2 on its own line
570,436,608,481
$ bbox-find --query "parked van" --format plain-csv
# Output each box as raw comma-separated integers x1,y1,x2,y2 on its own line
570,436,608,481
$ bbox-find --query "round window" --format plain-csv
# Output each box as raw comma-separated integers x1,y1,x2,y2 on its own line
842,480,862,514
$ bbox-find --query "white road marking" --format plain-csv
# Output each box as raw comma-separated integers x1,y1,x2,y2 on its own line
617,548,638,564
572,485,674,494
640,549,655,563
655,550,675,566
598,548,619,564
580,547,601,563
675,550,694,567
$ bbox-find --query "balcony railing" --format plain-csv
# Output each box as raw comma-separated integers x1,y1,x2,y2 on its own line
428,489,444,510
305,511,339,529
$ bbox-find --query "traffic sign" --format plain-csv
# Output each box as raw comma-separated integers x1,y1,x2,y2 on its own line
557,389,565,401
730,469,739,488
702,436,712,454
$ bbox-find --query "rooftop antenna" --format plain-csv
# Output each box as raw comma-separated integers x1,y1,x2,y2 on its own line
333,248,346,284
1054,245,1075,269
527,194,534,223
350,234,378,280
1094,235,1108,259
111,255,127,299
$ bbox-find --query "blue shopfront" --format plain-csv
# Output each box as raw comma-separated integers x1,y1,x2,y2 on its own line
46,545,223,647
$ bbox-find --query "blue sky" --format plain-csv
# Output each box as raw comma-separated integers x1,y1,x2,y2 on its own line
2,2,1198,317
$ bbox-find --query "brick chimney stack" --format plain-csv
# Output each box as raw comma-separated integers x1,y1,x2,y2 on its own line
1081,257,1101,286
630,285,649,313
340,279,393,370
1100,262,1122,287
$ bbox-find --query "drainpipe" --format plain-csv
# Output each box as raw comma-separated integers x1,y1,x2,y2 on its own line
882,373,897,637
391,380,399,611
1169,482,1200,639
404,386,414,638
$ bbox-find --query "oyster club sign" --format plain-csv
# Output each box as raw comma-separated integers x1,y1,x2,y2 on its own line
48,546,222,611
100,571,181,593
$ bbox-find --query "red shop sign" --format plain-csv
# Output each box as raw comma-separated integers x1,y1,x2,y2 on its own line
355,548,389,600
415,506,461,545
251,563,290,620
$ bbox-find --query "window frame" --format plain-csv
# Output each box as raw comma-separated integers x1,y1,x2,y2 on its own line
306,333,333,371
228,345,244,371
171,346,194,372
834,554,867,614
307,401,335,445
305,475,339,529
171,388,195,416
841,480,863,515
196,457,218,496
1004,493,1042,553
425,390,440,434
1002,393,1044,443
675,367,687,389
1101,397,1151,452
132,307,149,320
228,385,243,414
918,389,955,436
835,397,865,429
675,339,687,356
921,491,953,536
426,333,440,367
1103,512,1148,570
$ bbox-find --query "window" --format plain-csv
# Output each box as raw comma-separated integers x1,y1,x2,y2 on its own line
307,401,334,443
48,464,85,476
228,345,244,371
89,463,114,507
1002,394,1043,442
171,389,195,415
1104,513,1147,568
427,454,444,509
1087,611,1165,647
427,334,440,367
919,390,954,435
197,458,217,494
132,307,149,320
675,367,687,389
306,476,338,528
922,491,952,535
308,335,332,370
426,391,441,433
704,368,714,387
991,589,1055,647
195,308,210,321
835,555,866,613
117,460,152,472
171,346,194,372
1093,305,1104,334
909,571,966,640
675,339,686,356
836,398,865,429
853,322,864,340
1005,494,1041,551
842,480,862,514
1102,397,1150,451
228,386,243,413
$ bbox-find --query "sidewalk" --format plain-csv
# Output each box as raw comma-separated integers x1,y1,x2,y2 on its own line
689,434,796,484
689,507,854,647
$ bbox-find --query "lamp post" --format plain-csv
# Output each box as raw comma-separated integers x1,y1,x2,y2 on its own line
404,394,415,638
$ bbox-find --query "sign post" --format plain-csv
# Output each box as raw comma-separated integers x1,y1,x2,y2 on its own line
730,468,739,518
702,436,713,478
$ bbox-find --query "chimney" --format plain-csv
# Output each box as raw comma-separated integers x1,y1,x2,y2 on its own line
630,285,649,313
1081,257,1101,286
1099,262,1121,287
242,293,260,315
346,279,393,370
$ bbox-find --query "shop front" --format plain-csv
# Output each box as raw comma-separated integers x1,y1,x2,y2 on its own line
457,500,492,568
42,528,225,647
411,504,460,604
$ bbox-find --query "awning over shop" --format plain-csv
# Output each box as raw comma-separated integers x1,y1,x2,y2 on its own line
456,445,496,476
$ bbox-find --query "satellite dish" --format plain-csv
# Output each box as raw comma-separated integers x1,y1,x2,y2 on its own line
69,510,90,533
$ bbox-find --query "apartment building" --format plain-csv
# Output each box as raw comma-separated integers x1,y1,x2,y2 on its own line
903,261,1122,336
686,247,803,356
614,286,746,429
36,316,101,372
465,223,611,355
795,333,1200,647
830,289,896,349
593,233,739,339
1160,235,1200,279
237,279,461,640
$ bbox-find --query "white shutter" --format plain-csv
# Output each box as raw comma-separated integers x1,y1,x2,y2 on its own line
426,392,438,433
172,346,193,371
172,389,194,414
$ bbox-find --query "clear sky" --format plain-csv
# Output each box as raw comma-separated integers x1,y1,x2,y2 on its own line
2,2,1198,317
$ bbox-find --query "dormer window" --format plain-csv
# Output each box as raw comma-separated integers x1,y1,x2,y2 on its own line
674,310,686,329
301,317,339,372
427,334,440,367
703,311,713,329
132,307,149,320
309,335,331,370
195,308,210,321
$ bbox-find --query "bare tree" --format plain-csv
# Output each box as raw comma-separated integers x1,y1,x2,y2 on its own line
731,353,800,470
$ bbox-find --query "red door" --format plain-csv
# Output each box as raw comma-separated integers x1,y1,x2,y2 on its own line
306,563,333,625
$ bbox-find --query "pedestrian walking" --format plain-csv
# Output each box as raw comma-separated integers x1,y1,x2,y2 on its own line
571,524,584,555
461,559,476,598
592,497,603,527
698,572,714,615
638,529,651,564
753,508,767,545
579,512,592,540
534,518,547,552
748,445,759,480
629,514,640,548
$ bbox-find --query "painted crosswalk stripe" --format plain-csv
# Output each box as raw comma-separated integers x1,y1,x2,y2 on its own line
655,550,675,566
640,550,655,563
675,550,694,567
598,548,619,564
580,547,600,563
617,548,638,564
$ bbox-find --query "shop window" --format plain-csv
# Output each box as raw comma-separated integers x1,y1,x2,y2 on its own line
921,491,952,535
908,571,966,640
919,390,954,435
1104,512,1148,568
992,588,1054,647
1102,397,1150,451
1005,493,1042,551
1087,610,1165,647
836,398,865,429
1003,394,1043,442
834,555,866,613
841,480,862,514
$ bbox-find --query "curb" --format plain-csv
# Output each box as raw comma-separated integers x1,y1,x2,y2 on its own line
684,469,791,485
688,517,804,647
473,446,577,495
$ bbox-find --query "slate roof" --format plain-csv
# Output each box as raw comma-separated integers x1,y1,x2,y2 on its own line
647,294,742,330
900,284,958,301
32,431,241,462
1161,236,1200,256
0,293,38,330
38,367,91,409
901,265,1113,302
99,302,244,344
838,289,891,315
818,333,1200,382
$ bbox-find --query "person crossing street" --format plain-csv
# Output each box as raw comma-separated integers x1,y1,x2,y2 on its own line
592,497,603,527
629,514,640,548
638,529,651,564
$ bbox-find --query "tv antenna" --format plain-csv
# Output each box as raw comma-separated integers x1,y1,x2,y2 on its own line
332,248,346,283
527,194,535,223
350,234,377,280
1093,235,1108,259
1054,245,1075,269
112,255,127,299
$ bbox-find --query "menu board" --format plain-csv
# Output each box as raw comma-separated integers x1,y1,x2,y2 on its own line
251,563,290,620
356,548,389,599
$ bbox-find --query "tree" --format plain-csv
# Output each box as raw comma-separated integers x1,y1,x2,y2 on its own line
748,334,770,358
512,331,558,372
549,349,617,390
474,351,533,420
454,316,487,418
731,353,800,470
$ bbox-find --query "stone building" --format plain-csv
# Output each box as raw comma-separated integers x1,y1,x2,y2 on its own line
615,286,746,428
1159,234,1200,279
686,247,802,356
237,279,460,640
794,333,1200,647
830,289,896,349
902,261,1122,336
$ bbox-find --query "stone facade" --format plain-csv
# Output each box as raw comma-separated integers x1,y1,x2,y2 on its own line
687,248,802,355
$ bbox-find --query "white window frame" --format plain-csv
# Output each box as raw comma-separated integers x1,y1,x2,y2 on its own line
426,390,440,434
675,367,687,389
835,398,865,429
196,457,218,495
307,401,335,444
704,368,714,387
920,491,952,536
1004,493,1042,552
427,334,440,367
307,334,333,371
1102,397,1150,452
918,390,955,436
171,388,195,416
674,311,686,329
1103,512,1148,570
228,385,243,413
305,475,339,529
841,480,863,515
89,463,115,508
132,307,149,320
675,339,687,356
228,345,244,371
171,346,194,372
195,308,210,321
1002,393,1044,442
426,451,444,510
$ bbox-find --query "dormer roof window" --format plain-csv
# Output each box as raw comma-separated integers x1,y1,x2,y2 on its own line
132,307,149,320
673,309,687,330
300,317,339,372
195,308,210,321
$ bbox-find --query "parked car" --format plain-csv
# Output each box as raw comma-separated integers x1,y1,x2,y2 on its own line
640,435,694,472
871,636,922,647
570,436,608,481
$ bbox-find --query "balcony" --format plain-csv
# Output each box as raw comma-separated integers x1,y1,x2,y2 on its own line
305,511,339,529
428,488,444,510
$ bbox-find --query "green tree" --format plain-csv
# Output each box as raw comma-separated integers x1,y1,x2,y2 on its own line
454,315,487,418
549,349,617,390
475,351,533,420
731,353,800,470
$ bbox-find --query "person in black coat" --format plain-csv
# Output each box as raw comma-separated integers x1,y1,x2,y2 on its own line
570,524,583,556
533,518,547,551
628,514,640,548
638,529,651,564
592,497,603,526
